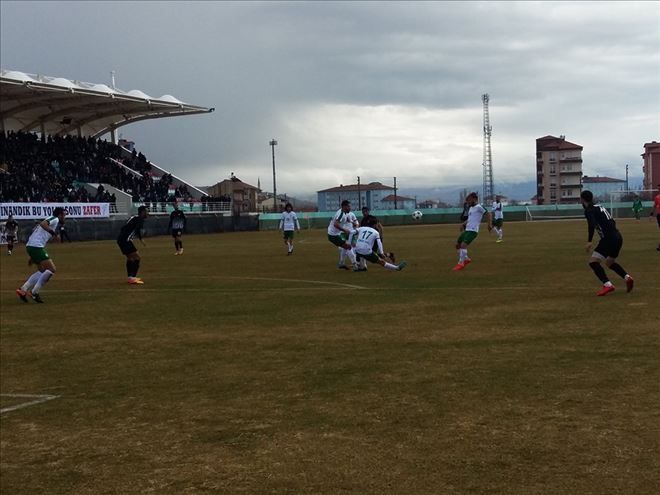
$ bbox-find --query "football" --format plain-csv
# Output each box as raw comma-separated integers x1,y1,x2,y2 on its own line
412,210,423,220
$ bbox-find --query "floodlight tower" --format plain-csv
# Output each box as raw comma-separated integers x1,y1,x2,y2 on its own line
482,94,494,204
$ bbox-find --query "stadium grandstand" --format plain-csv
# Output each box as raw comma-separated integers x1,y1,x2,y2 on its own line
0,69,230,215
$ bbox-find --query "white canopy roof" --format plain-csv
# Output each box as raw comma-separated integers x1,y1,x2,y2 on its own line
0,70,213,138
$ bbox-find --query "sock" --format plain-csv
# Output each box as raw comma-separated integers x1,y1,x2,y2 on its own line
346,248,356,265
360,258,367,269
22,271,42,291
589,261,610,284
459,249,468,263
609,262,628,279
8,242,13,250
287,241,292,252
338,247,345,265
384,262,398,271
126,260,133,277
133,259,141,277
32,269,53,294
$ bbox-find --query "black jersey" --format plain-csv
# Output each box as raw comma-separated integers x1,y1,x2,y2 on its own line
5,220,18,235
168,209,186,231
584,204,619,241
118,215,144,243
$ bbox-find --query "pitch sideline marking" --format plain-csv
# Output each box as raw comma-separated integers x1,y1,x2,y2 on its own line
8,275,368,290
1,394,59,414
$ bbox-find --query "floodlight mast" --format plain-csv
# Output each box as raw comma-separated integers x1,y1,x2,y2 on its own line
482,94,494,204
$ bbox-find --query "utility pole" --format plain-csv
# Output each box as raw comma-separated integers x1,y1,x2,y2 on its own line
482,94,494,204
393,177,398,210
625,163,629,192
269,139,277,212
357,176,362,209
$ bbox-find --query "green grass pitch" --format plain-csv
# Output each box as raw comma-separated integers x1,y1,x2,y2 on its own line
1,219,659,494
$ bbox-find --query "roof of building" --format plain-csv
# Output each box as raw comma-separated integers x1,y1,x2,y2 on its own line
381,194,415,202
536,135,583,151
317,181,394,193
582,175,625,183
0,69,213,139
216,176,259,190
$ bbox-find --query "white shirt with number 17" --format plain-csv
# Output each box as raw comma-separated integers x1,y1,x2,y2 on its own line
465,204,487,232
354,226,384,256
279,211,300,231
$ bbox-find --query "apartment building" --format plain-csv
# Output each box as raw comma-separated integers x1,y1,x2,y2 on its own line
536,135,583,205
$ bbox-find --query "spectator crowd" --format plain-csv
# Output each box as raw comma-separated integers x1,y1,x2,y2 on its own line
0,131,196,207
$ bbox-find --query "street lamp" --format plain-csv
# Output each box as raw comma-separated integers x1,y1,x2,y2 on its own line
269,139,278,212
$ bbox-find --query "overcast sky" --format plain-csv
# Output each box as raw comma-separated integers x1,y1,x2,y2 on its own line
2,1,659,197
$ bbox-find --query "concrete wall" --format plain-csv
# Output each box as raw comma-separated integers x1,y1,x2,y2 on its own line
10,213,259,243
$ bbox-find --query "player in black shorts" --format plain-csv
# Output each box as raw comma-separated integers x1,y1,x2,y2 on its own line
168,202,187,255
4,214,19,255
117,206,149,284
581,190,634,296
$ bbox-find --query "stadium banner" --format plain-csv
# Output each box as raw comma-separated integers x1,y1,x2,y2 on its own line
0,202,110,220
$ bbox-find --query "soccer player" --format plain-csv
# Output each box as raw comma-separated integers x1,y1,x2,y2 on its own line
453,192,492,271
360,206,384,240
279,203,301,255
168,202,186,255
491,195,504,242
4,214,19,255
632,196,643,221
651,185,660,251
117,206,149,284
15,207,66,303
353,216,406,272
327,200,359,270
581,190,634,296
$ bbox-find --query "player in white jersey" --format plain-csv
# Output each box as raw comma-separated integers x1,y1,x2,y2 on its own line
327,200,359,270
453,192,492,271
16,207,67,303
279,203,301,255
353,216,407,272
491,195,504,242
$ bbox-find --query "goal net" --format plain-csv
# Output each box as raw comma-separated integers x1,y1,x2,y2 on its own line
606,189,657,219
525,205,584,221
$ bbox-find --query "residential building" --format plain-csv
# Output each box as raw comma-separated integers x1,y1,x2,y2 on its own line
581,176,626,201
536,135,583,204
207,174,259,213
642,141,660,195
317,182,395,211
380,194,416,210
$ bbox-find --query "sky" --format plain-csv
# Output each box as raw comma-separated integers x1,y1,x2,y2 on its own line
1,1,659,199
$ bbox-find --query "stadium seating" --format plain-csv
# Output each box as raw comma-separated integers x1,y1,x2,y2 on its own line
0,131,198,208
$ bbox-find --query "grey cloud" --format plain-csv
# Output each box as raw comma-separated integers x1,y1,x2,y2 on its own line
1,1,658,195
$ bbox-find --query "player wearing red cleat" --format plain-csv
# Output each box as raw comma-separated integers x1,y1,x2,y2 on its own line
453,192,491,271
581,190,634,296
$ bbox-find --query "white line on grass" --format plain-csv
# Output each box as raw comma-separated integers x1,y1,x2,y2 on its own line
1,394,59,414
23,275,368,290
